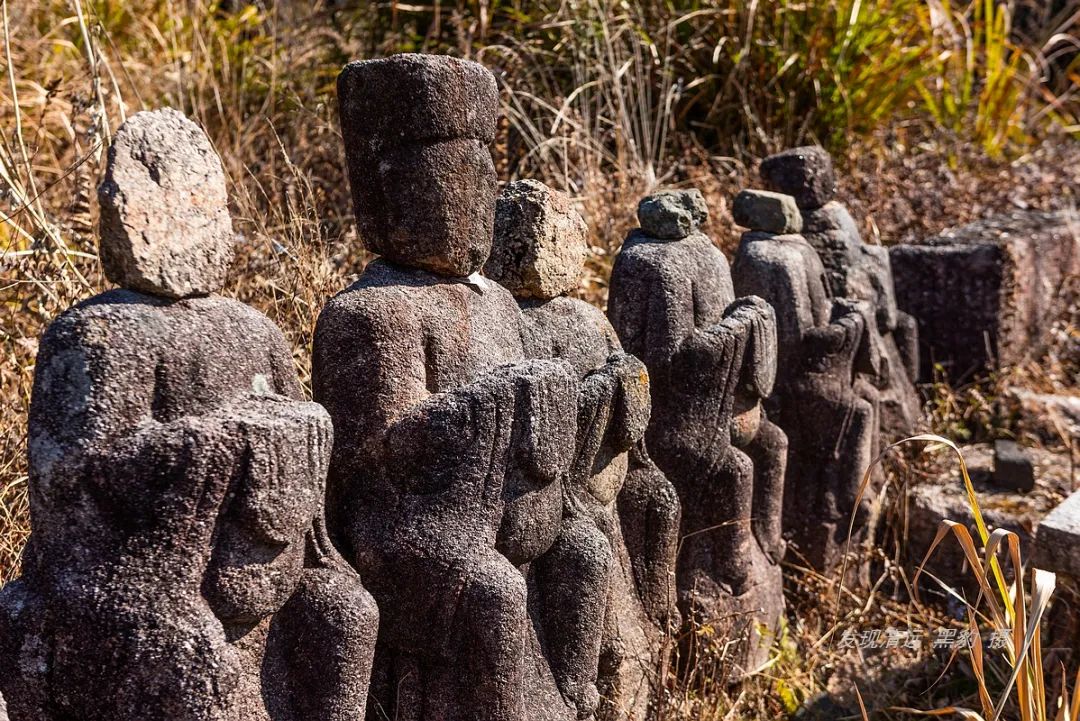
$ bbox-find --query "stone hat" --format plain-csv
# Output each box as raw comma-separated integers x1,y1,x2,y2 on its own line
758,145,836,210
636,189,708,240
486,179,588,300
337,53,499,145
97,108,234,298
337,54,500,277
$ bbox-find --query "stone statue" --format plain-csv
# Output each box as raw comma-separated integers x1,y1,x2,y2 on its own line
760,146,921,436
315,54,611,721
486,179,681,720
607,189,787,678
731,188,880,573
0,108,378,720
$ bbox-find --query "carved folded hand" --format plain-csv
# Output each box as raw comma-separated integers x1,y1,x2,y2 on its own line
722,296,778,399
383,360,578,498
571,353,651,486
801,300,866,371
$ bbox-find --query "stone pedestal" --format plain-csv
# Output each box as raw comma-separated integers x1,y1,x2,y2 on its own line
890,211,1080,383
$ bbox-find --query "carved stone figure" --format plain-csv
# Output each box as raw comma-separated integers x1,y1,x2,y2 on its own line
731,188,880,573
760,146,921,437
486,180,681,720
607,189,787,678
0,108,378,721
316,54,610,721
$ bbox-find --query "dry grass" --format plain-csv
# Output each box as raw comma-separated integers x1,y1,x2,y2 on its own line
1,1,1078,718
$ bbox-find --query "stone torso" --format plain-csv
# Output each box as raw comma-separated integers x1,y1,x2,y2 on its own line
26,290,301,581
731,232,834,389
608,231,734,395
312,260,526,519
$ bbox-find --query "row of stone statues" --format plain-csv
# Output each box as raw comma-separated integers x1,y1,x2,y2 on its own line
0,54,921,721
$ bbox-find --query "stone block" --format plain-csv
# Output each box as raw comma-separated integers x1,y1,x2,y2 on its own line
992,439,1036,492
97,109,234,298
636,189,708,239
486,180,588,300
338,54,500,277
732,189,802,234
890,211,1080,383
905,443,1074,599
1034,489,1080,578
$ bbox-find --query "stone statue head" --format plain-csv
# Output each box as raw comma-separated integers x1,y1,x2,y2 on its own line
758,145,837,210
485,180,588,299
337,54,500,277
98,108,235,298
636,189,708,240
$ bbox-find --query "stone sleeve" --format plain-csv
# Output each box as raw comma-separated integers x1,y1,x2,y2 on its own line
723,296,778,399
570,352,650,485
653,316,747,476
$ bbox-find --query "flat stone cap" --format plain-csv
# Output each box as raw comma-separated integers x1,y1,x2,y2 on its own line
487,180,587,299
97,108,234,298
636,189,707,239
732,189,802,234
760,145,836,209
338,53,499,144
1034,490,1080,577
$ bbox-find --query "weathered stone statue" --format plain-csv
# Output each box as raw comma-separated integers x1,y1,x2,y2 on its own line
486,180,681,720
607,189,787,677
0,108,378,720
315,54,610,721
760,146,921,437
731,188,880,573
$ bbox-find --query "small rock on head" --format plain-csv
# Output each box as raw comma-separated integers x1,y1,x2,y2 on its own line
636,189,708,240
337,54,500,277
98,108,234,299
732,189,802,235
486,179,588,300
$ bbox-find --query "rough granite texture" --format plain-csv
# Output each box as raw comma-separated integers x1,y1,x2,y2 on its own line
494,181,681,720
486,180,589,300
608,190,787,679
338,54,500,277
635,189,708,240
1034,488,1080,671
0,111,378,721
890,210,1080,383
316,55,607,721
761,151,922,438
731,229,880,573
758,145,837,210
98,109,235,298
732,189,802,235
1035,490,1080,578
